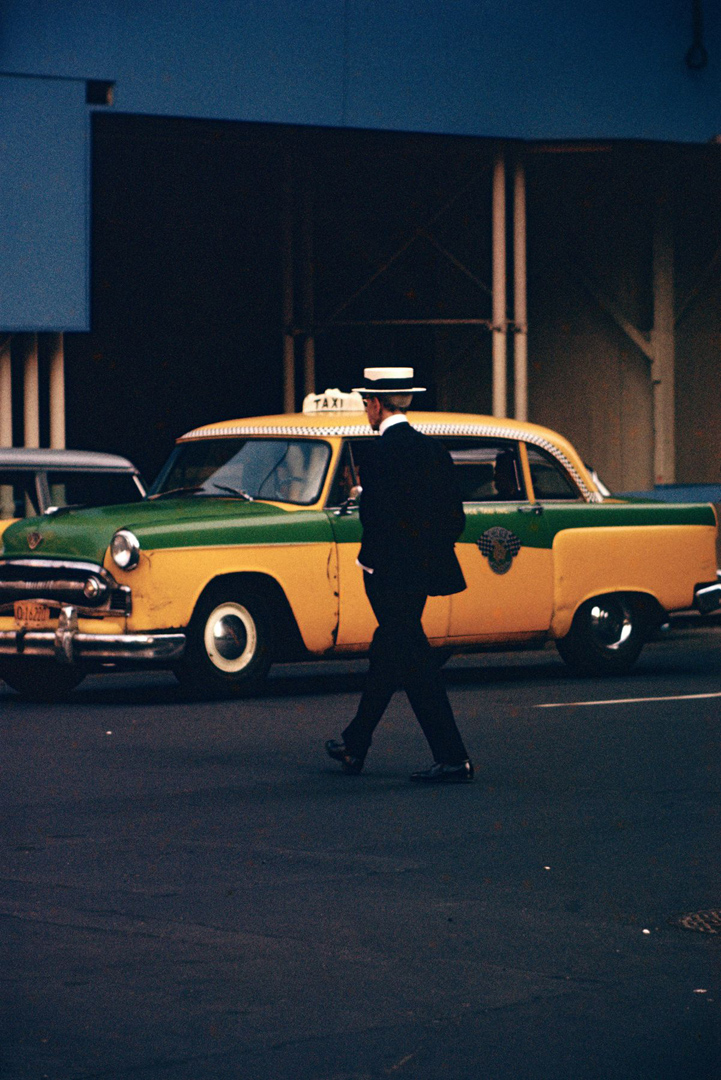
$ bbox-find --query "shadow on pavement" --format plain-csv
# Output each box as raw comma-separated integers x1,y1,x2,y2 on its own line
0,655,570,709
1,626,718,709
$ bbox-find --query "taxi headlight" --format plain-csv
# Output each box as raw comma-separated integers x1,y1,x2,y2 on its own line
110,529,140,570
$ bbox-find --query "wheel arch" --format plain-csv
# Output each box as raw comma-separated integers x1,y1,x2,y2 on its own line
554,589,662,677
551,587,666,640
192,571,308,661
550,524,714,638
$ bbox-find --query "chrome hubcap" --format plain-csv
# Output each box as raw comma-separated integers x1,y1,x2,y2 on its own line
588,599,633,650
204,602,257,673
213,614,248,660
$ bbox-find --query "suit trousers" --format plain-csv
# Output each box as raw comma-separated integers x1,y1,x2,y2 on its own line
342,571,469,765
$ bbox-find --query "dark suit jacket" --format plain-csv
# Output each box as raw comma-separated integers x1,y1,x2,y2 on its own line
357,420,466,596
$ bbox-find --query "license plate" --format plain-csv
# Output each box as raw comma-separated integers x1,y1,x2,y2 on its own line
14,601,52,626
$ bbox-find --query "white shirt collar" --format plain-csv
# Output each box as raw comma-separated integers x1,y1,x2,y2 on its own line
379,414,409,436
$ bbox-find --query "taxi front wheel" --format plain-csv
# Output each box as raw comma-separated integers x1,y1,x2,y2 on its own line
175,585,273,697
0,660,86,701
555,594,647,677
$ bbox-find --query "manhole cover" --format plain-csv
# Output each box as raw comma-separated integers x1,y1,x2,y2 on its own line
672,910,721,934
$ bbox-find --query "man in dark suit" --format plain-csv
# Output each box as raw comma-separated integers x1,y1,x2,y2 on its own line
326,367,474,783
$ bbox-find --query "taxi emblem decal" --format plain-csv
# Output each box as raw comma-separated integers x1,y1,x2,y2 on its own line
27,531,43,551
477,527,521,575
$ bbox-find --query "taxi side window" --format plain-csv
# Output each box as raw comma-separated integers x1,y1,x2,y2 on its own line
447,441,525,502
526,446,581,500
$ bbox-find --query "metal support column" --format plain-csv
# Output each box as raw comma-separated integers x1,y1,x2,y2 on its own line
513,158,528,422
23,333,40,448
282,159,296,414
0,336,12,518
0,337,11,447
651,195,676,484
301,165,316,399
48,332,66,449
492,152,507,417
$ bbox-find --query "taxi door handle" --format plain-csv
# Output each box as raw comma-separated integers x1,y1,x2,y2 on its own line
517,503,543,515
334,498,359,517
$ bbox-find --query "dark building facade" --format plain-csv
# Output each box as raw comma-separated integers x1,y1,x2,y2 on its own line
1,2,720,488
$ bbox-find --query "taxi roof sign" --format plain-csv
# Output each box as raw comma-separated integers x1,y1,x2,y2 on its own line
302,389,365,414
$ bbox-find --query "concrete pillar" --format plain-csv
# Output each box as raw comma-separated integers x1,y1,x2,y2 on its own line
23,333,40,448
21,333,40,517
651,196,675,484
0,337,12,518
301,166,316,398
282,158,296,414
0,337,11,447
513,158,528,422
303,333,316,400
48,332,66,449
492,151,507,417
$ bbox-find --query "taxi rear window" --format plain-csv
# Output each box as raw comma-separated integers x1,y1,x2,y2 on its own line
526,446,581,499
449,443,524,502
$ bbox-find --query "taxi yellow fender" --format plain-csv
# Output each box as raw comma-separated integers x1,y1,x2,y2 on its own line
114,541,340,654
550,524,718,638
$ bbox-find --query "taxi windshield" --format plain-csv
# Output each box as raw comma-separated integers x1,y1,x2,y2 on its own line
149,437,332,506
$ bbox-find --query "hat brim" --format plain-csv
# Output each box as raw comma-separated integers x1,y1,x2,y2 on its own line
352,384,426,394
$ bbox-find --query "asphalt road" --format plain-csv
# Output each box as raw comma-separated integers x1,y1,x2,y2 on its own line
3,624,721,1079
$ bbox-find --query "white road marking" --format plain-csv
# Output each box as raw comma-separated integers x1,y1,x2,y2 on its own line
536,692,721,709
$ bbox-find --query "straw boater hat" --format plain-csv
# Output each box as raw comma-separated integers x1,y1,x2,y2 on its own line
352,366,426,394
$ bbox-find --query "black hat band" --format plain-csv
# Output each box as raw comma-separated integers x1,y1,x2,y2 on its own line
359,377,419,392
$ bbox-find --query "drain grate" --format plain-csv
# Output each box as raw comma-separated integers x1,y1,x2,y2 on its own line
672,910,721,934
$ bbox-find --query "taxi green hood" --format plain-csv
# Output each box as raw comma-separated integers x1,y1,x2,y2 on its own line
0,498,327,566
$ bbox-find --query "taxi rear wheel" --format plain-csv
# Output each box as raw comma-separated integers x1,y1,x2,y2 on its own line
555,594,647,677
176,585,273,697
0,660,86,701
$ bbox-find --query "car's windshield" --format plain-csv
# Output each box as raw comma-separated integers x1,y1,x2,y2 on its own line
150,438,332,506
0,469,144,518
45,471,144,510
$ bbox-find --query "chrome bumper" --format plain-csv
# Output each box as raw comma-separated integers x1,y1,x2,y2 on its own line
694,579,721,615
0,606,186,665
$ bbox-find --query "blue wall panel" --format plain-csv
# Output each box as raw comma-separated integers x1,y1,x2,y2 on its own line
1,0,720,331
341,0,721,142
0,77,88,331
1,0,719,141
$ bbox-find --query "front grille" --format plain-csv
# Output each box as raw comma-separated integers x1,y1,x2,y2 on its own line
109,588,131,613
0,559,131,615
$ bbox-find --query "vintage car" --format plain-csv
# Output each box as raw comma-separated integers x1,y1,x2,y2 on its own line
0,391,719,699
0,448,146,538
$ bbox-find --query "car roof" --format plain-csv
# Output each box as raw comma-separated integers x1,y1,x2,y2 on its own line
0,448,140,473
181,409,574,444
179,408,587,469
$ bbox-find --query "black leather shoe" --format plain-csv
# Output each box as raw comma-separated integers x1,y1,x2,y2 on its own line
325,739,365,775
410,760,474,784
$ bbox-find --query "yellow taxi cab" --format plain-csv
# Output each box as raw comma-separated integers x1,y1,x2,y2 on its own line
0,391,718,699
